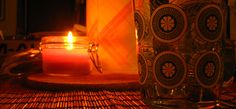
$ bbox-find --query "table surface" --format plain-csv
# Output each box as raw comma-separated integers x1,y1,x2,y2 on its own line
1,76,236,108
0,77,147,108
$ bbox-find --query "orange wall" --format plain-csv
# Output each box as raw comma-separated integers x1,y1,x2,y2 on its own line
87,0,138,74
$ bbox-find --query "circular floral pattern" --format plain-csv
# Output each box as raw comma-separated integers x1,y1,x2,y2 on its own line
153,51,187,89
204,62,215,77
196,4,223,42
160,15,176,32
195,52,222,88
206,15,218,32
151,4,187,43
161,62,176,78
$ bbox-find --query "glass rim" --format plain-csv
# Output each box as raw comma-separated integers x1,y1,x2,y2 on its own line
41,36,89,44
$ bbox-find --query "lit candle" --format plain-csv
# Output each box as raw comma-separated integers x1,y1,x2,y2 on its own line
41,32,92,76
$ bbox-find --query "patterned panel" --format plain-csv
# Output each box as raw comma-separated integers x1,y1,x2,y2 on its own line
195,4,223,42
138,54,148,85
153,51,187,89
194,51,222,88
151,4,187,43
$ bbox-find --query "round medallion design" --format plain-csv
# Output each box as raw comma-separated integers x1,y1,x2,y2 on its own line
196,4,223,42
153,51,187,89
151,4,187,43
195,51,222,88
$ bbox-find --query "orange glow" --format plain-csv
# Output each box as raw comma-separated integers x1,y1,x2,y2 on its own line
67,31,74,50
87,0,137,74
135,28,139,54
135,28,138,40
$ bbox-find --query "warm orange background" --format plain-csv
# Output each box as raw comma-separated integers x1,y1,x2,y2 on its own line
87,0,138,74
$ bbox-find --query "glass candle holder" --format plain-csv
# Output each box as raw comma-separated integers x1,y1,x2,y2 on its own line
41,35,92,76
134,0,226,108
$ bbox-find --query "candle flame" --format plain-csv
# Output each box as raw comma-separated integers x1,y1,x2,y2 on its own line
67,31,73,50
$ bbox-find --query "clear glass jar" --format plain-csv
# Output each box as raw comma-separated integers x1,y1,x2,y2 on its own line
41,36,92,76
